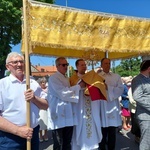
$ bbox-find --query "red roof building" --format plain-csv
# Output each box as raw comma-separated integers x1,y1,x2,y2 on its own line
31,65,57,78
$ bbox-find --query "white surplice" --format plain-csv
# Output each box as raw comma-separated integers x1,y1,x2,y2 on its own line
47,71,81,130
98,71,124,127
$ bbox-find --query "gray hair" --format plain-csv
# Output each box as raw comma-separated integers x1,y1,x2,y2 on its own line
55,57,66,66
37,77,47,84
6,52,24,64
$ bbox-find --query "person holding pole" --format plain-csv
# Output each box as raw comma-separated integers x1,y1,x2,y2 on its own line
0,52,48,150
47,57,85,150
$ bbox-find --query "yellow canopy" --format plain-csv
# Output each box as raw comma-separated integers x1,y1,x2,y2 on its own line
22,1,150,59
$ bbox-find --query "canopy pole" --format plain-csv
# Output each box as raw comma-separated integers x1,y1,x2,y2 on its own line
22,0,31,150
66,0,68,7
105,51,108,58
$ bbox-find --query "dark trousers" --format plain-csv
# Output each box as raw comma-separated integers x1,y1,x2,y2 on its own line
131,113,141,137
99,127,117,150
31,125,40,150
0,125,39,150
52,126,73,150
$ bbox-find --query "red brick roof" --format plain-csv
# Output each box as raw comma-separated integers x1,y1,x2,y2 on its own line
31,65,57,77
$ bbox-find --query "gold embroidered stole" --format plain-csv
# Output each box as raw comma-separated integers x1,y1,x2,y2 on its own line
70,73,92,138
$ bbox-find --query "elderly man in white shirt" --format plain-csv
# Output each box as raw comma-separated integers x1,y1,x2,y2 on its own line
98,58,124,150
0,52,48,150
47,57,85,150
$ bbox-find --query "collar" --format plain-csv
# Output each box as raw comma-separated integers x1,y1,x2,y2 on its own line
140,73,149,78
57,71,67,78
100,71,112,76
77,72,85,78
9,74,26,83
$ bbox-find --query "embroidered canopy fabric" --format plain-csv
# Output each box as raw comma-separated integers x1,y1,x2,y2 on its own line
21,1,150,59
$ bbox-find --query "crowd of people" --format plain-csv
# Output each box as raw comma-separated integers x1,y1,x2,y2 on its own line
0,51,150,150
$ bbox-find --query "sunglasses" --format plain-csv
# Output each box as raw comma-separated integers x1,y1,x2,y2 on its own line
59,63,69,67
8,60,25,65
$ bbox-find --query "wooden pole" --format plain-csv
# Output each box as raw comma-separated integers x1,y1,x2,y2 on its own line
22,0,31,150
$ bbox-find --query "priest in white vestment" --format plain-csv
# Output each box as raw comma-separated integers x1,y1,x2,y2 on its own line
70,59,103,150
98,58,124,150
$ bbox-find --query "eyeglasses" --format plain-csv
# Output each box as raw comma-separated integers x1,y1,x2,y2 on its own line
59,63,69,67
8,60,25,65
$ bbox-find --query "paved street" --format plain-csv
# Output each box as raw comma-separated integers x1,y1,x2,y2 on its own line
39,127,139,150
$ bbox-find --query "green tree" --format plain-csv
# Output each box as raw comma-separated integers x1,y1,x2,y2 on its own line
114,57,142,77
0,0,54,78
68,66,75,77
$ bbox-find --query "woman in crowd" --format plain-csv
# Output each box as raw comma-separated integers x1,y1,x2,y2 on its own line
121,77,131,131
38,77,49,142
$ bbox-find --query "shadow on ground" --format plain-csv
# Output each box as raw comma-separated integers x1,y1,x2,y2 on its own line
39,130,53,150
116,127,139,150
39,127,139,150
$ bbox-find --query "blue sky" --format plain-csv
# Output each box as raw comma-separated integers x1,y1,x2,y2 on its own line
12,0,150,69
56,0,150,19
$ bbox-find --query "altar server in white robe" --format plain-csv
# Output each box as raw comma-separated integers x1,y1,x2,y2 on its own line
70,59,103,150
47,57,85,150
98,58,124,150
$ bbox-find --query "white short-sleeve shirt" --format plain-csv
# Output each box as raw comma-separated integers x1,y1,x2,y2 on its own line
0,74,47,128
